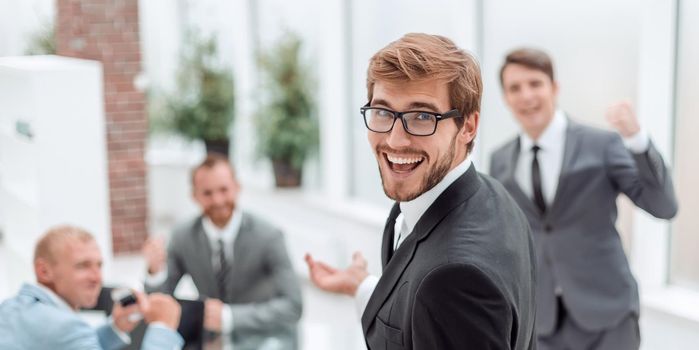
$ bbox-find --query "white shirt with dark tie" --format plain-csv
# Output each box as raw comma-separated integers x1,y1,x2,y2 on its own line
145,209,242,334
354,157,472,316
514,109,650,296
516,110,568,206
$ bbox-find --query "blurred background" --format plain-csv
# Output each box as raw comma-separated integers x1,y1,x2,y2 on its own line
0,0,697,349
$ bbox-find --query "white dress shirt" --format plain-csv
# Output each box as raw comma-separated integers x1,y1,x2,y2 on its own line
145,209,243,334
354,157,472,316
516,110,567,205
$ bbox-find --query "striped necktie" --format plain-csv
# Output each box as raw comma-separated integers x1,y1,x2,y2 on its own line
215,238,229,299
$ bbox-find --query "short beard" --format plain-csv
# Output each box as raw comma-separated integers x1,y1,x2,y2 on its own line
205,204,235,228
379,135,457,202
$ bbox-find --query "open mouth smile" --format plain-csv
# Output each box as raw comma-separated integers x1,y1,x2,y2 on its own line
384,153,425,175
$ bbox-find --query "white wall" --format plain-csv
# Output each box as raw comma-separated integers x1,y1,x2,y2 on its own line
479,0,641,169
632,0,699,347
138,0,182,94
0,56,111,292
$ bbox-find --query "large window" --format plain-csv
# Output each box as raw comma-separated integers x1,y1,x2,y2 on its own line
670,0,699,291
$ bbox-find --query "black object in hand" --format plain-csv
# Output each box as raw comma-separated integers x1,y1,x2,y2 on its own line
111,288,138,307
119,293,138,307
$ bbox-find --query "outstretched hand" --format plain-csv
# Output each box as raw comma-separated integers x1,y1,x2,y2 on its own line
304,252,369,296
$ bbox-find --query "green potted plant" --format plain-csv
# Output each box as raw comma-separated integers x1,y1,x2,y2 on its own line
24,19,56,55
255,32,318,187
165,32,235,155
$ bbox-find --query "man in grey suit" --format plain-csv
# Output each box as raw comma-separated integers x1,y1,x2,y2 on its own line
143,154,302,349
490,48,678,350
305,33,536,349
0,225,184,350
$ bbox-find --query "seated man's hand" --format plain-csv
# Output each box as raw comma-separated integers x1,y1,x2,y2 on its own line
112,291,143,333
142,237,167,275
305,252,369,296
204,298,224,332
141,293,181,330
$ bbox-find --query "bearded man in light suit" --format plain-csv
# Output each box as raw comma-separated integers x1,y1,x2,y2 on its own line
143,154,302,349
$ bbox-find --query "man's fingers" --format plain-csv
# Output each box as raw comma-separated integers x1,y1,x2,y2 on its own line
352,251,367,268
304,253,315,267
314,261,337,273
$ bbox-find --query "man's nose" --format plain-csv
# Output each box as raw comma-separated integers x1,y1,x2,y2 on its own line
212,191,227,206
90,266,102,283
386,118,411,149
520,86,535,101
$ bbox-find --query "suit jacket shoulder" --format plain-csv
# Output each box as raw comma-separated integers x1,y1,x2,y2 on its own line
241,211,283,241
438,174,533,284
171,212,283,243
363,167,536,350
412,262,515,349
490,136,519,176
171,216,204,245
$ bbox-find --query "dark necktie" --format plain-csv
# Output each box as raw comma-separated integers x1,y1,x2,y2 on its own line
531,145,547,214
215,238,228,299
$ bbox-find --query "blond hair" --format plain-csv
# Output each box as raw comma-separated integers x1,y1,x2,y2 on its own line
34,225,95,264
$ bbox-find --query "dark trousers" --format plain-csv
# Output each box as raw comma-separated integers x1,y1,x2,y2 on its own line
538,297,640,350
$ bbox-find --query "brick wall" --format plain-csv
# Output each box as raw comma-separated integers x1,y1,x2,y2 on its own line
56,0,148,253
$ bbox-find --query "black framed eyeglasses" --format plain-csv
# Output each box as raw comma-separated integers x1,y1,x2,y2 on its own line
360,103,462,136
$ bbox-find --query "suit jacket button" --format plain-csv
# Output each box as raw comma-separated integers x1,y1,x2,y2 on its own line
545,225,553,233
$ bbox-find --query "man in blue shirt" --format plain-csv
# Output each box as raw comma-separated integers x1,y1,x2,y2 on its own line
0,225,185,350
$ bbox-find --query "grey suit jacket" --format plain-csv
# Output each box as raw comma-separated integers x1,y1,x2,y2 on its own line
146,212,302,349
361,165,537,350
0,283,183,350
490,118,677,335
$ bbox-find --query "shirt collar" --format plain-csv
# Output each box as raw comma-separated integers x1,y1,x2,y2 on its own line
36,282,74,311
399,156,472,233
520,110,567,153
202,208,242,245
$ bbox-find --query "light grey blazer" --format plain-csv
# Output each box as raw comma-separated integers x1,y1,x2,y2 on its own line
490,119,677,336
0,283,183,350
146,212,302,349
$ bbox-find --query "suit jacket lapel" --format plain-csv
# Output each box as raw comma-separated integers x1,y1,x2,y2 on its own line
227,213,254,296
381,204,401,268
361,164,482,334
501,138,541,217
549,118,582,216
191,218,219,298
232,213,251,264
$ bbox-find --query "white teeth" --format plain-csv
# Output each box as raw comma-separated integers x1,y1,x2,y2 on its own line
387,154,423,164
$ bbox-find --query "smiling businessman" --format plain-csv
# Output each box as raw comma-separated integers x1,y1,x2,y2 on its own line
305,33,537,350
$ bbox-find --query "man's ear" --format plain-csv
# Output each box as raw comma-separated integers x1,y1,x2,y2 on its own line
34,259,53,284
458,111,479,145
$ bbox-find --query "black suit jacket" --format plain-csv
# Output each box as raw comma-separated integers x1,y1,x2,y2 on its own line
361,165,537,350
